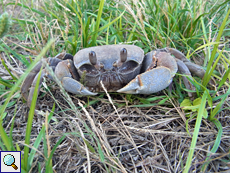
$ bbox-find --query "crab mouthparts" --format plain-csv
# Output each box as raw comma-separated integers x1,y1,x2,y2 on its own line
86,72,125,92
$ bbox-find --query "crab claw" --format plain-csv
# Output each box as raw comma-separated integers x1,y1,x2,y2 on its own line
117,51,178,94
55,60,97,96
61,77,97,95
117,67,173,94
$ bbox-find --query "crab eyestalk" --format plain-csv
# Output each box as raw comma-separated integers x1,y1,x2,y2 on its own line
114,48,128,67
89,51,97,65
120,48,127,62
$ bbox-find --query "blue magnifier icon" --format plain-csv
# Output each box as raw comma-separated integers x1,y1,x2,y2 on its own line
3,154,18,170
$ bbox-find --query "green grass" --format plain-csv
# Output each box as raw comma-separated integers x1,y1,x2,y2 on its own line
0,0,230,172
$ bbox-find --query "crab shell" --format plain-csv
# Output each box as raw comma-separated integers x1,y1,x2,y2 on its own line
73,45,144,92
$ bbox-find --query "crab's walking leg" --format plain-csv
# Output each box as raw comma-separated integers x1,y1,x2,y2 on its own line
176,59,196,97
166,48,206,78
21,57,63,107
27,69,47,107
166,48,208,96
21,61,43,101
55,60,97,96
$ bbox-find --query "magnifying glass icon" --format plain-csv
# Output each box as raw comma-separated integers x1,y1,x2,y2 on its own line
3,154,18,170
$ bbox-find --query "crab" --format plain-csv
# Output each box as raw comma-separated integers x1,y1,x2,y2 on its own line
21,45,206,107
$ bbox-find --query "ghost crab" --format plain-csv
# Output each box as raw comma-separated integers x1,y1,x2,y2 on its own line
21,45,205,107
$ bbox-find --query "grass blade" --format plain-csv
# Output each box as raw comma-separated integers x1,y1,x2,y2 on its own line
2,43,29,66
183,91,208,173
210,86,230,120
201,118,223,171
6,2,46,17
91,0,105,45
46,135,66,172
27,104,55,170
202,9,230,87
217,67,230,90
23,67,43,171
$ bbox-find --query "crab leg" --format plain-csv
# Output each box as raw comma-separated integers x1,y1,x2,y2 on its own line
27,69,47,107
22,57,63,106
21,54,71,106
165,48,206,78
21,61,43,101
166,48,207,96
176,59,196,97
55,60,97,96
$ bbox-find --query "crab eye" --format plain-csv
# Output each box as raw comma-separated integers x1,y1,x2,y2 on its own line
120,48,127,62
89,51,97,65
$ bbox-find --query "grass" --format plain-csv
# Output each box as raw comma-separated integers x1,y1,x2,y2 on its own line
0,0,230,172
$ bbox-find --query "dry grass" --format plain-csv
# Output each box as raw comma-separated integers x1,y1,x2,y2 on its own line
2,79,230,172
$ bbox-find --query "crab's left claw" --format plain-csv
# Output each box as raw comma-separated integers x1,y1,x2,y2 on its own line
117,67,174,94
117,51,178,94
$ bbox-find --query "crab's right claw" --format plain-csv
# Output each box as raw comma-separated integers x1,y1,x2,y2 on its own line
55,60,97,96
60,77,97,95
